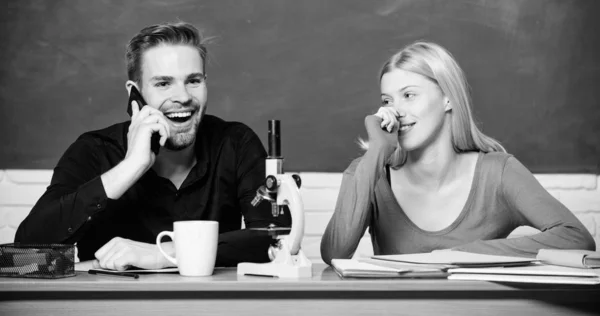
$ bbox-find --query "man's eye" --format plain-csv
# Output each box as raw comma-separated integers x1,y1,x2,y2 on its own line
155,82,169,88
188,79,202,85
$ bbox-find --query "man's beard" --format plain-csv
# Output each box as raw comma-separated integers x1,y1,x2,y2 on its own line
164,106,205,151
165,132,196,151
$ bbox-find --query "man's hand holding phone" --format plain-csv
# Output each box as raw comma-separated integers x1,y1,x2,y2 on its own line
125,100,170,170
100,88,170,200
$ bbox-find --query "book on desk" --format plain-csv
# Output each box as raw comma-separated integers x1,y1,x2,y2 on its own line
536,249,600,269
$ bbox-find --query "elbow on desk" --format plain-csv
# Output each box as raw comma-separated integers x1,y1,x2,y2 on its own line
13,221,34,243
558,222,597,252
320,238,354,266
578,227,596,251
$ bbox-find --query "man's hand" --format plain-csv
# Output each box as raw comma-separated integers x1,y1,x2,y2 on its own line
125,100,171,170
94,237,174,271
100,101,171,199
365,107,400,159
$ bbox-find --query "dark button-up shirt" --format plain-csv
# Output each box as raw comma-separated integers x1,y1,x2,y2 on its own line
15,115,290,266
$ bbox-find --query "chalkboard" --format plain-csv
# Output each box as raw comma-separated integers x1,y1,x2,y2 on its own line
1,0,599,173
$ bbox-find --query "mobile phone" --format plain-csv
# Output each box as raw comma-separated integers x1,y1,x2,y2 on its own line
127,86,161,155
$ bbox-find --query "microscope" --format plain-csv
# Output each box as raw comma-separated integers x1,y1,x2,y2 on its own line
237,120,312,278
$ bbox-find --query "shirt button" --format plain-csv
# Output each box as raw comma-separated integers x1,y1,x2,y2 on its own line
87,216,92,221
96,203,102,209
67,227,73,234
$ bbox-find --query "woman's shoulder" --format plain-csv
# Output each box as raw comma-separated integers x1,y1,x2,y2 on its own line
479,151,515,168
477,151,535,182
343,156,364,175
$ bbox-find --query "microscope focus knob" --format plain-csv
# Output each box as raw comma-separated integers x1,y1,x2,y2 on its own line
265,175,278,191
292,174,302,189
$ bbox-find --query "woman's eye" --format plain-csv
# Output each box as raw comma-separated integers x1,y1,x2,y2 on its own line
381,99,391,106
404,92,415,99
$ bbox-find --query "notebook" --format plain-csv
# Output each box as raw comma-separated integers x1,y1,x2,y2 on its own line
536,249,600,269
331,258,448,279
75,260,178,273
448,264,600,285
372,250,536,268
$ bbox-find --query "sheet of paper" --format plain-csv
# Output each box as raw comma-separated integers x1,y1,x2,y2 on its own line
448,273,600,285
373,250,537,267
332,259,407,273
359,258,447,271
448,263,600,278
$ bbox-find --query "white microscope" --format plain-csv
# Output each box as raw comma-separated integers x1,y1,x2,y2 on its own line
237,120,312,278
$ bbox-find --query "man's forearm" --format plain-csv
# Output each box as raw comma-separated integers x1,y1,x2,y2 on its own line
101,158,148,199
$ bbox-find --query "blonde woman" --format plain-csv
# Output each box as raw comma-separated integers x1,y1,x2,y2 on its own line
320,42,595,264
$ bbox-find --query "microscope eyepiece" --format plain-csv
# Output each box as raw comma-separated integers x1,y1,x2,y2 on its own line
268,120,281,158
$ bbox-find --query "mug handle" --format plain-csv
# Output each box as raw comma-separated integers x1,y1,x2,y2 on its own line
156,231,177,266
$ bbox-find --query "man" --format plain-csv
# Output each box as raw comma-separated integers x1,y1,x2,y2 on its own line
15,22,290,271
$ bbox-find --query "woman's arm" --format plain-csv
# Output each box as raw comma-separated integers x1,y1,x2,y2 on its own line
320,149,388,265
453,157,595,257
321,113,400,264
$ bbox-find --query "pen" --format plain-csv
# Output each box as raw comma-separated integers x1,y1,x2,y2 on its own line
88,269,139,279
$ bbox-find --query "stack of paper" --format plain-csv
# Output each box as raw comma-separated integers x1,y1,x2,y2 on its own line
448,264,600,285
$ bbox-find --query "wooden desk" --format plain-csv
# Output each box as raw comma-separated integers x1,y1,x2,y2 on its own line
1,264,598,316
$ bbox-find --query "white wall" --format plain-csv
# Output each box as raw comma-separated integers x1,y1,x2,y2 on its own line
1,169,599,264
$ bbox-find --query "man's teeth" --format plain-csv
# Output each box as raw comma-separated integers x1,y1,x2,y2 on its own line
166,112,192,119
400,123,415,131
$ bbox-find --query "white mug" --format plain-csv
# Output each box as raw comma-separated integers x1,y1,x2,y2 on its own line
156,220,219,277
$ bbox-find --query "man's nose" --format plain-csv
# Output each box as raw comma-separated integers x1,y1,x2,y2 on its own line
170,83,192,104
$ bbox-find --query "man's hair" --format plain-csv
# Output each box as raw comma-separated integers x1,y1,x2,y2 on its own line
126,21,208,84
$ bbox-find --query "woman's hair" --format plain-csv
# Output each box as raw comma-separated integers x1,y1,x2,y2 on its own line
126,21,209,84
362,41,505,167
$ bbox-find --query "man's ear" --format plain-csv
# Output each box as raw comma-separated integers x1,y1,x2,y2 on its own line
443,97,452,112
125,80,138,95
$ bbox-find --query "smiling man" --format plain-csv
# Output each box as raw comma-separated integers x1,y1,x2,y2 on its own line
15,22,290,270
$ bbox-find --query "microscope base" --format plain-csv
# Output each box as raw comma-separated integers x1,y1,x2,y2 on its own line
237,249,312,278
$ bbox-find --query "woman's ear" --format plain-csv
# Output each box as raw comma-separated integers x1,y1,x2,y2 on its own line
443,97,452,112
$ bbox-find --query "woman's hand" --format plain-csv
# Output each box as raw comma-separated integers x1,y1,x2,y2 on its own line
374,106,400,133
364,107,400,159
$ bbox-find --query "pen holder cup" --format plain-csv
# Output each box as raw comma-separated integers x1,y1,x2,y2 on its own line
0,243,76,279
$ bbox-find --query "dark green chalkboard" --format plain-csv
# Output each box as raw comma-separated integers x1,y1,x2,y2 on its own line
1,0,599,172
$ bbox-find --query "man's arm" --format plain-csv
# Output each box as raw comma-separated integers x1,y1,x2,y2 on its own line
214,125,292,267
15,137,111,244
16,104,169,243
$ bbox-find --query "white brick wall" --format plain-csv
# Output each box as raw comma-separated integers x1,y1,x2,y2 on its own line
1,170,599,264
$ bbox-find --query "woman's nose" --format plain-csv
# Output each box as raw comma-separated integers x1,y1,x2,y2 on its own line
391,102,407,117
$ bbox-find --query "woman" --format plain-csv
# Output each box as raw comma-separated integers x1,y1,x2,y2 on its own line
320,42,595,264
